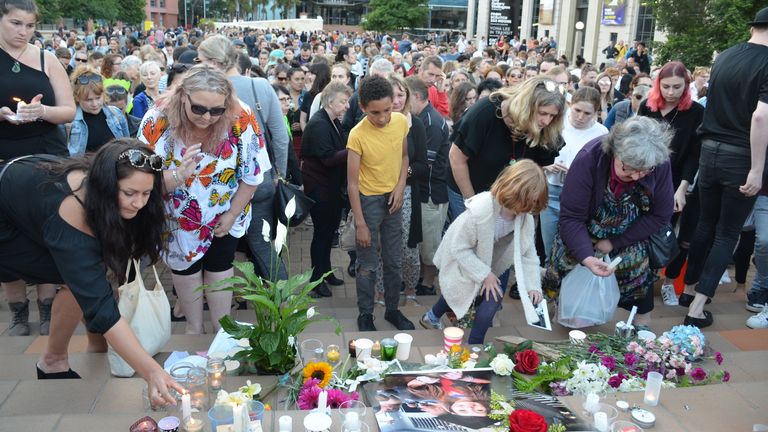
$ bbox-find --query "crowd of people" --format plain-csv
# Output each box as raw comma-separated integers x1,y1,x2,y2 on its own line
1,0,766,407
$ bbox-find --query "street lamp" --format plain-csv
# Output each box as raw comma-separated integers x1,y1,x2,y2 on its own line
573,21,585,63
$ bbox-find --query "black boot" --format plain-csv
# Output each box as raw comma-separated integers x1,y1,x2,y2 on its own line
9,300,30,336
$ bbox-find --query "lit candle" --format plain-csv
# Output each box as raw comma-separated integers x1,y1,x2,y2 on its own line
317,390,328,414
593,411,609,432
643,371,663,407
182,416,204,432
232,404,244,432
181,392,192,421
210,373,222,389
11,97,24,121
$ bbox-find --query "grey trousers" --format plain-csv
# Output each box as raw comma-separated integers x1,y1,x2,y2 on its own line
356,193,402,315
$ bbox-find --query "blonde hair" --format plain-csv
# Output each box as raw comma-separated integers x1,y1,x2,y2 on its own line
197,34,239,72
491,75,565,151
388,73,411,115
692,66,710,78
71,65,104,102
154,64,241,149
490,159,548,214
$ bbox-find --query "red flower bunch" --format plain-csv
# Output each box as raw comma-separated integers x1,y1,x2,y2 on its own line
509,409,547,432
514,350,541,374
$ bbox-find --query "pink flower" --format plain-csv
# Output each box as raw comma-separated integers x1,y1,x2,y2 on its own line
601,356,617,371
691,367,707,381
722,371,731,382
626,342,640,352
624,352,638,367
666,370,677,380
326,388,359,407
588,344,600,354
715,352,723,365
643,351,661,364
297,379,323,410
608,373,626,388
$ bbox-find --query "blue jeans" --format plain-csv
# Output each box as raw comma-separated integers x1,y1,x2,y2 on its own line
684,140,757,297
447,187,466,224
429,283,508,344
540,183,562,262
747,195,768,304
356,193,403,315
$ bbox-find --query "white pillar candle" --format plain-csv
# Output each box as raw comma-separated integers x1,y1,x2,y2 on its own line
181,392,192,420
644,371,663,406
317,390,328,414
584,392,600,413
593,411,609,432
278,415,293,432
232,404,244,432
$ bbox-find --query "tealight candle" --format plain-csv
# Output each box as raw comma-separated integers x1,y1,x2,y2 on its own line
631,408,656,428
182,416,204,432
207,358,227,392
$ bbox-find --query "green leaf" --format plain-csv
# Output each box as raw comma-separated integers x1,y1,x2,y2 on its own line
259,333,280,353
242,294,280,316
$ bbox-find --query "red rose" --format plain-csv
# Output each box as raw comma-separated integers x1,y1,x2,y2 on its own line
508,409,547,432
514,349,541,374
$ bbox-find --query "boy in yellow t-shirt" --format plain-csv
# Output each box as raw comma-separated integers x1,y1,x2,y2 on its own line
347,75,415,332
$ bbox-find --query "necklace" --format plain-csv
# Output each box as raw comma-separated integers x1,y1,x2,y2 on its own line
1,43,28,73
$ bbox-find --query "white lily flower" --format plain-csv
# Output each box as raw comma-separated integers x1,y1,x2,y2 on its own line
261,219,271,242
287,335,295,347
285,196,296,220
306,306,316,319
274,221,288,254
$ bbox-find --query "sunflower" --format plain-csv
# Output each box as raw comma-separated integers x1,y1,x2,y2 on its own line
302,361,333,388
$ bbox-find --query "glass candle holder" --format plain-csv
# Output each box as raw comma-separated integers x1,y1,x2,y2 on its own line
300,339,324,365
380,338,398,361
185,367,208,413
169,362,195,402
326,344,341,366
182,411,205,432
206,358,227,393
643,371,663,406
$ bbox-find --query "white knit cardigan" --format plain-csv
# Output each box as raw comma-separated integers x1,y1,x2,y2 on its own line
433,191,542,323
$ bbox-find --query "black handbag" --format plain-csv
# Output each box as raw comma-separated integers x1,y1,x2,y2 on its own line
249,79,314,226
647,223,679,269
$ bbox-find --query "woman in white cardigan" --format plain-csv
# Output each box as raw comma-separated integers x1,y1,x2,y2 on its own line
420,160,547,343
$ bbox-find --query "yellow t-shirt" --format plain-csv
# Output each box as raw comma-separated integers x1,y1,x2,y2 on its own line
347,112,409,196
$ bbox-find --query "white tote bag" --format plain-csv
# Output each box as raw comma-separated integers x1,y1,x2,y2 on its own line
108,260,172,377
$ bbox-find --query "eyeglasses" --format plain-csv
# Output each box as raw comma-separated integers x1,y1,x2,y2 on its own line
119,149,163,171
75,57,88,63
621,161,655,176
186,94,227,117
539,80,567,95
105,86,127,95
508,73,523,79
76,73,103,85
633,94,644,101
276,75,288,81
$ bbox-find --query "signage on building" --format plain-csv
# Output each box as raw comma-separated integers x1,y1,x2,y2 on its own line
488,0,513,43
601,0,626,25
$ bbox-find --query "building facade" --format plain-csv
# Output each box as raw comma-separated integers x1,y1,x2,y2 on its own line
468,0,665,65
145,0,179,28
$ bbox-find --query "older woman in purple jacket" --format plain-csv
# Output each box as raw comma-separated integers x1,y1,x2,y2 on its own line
543,117,674,329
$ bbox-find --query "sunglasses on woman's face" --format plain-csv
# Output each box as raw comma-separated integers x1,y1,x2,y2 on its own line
119,149,163,171
75,57,88,63
76,73,103,85
105,86,127,95
186,94,227,116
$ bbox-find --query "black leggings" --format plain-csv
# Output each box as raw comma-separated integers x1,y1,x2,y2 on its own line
171,235,239,275
733,230,756,284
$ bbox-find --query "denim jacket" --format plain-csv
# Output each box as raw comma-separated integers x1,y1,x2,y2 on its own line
64,105,130,156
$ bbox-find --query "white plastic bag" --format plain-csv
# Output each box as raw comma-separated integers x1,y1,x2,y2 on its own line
108,260,171,377
558,256,620,328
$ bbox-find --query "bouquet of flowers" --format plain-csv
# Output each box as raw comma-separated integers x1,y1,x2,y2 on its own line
488,390,567,432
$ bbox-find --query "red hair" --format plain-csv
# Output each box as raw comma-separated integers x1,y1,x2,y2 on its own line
645,61,693,112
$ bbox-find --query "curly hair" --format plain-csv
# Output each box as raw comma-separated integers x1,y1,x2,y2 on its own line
358,75,394,108
490,75,566,150
602,116,673,169
48,138,167,282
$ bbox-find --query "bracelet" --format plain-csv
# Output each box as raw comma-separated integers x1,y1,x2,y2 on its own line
172,169,181,188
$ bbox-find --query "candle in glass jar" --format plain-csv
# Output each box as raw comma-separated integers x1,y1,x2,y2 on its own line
380,338,398,361
326,344,340,365
182,416,204,432
348,339,356,358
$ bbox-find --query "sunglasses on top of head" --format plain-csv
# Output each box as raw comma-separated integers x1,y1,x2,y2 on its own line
119,149,163,171
186,94,227,116
76,73,103,85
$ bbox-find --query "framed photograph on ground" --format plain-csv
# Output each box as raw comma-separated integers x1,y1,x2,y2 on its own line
363,369,587,431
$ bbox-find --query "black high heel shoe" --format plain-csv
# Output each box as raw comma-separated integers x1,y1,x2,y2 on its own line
678,293,712,307
684,310,713,328
37,364,81,379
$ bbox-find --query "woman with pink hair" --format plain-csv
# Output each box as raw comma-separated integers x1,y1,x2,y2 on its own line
637,61,704,307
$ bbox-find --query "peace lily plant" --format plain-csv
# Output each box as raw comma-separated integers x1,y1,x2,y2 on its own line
213,197,341,374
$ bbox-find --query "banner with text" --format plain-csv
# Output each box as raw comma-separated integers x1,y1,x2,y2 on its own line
488,0,513,43
601,0,626,25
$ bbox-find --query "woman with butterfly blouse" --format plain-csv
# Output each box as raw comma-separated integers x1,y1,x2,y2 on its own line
138,65,271,335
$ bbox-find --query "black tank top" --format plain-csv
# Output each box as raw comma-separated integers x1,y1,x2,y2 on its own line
0,47,57,140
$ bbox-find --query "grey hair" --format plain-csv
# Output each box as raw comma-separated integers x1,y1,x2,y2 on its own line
602,116,672,169
121,55,141,71
320,81,353,107
198,34,239,72
369,58,394,77
139,60,161,76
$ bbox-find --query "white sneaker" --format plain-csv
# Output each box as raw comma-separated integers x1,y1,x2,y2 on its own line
746,305,768,329
719,270,731,285
661,283,679,306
